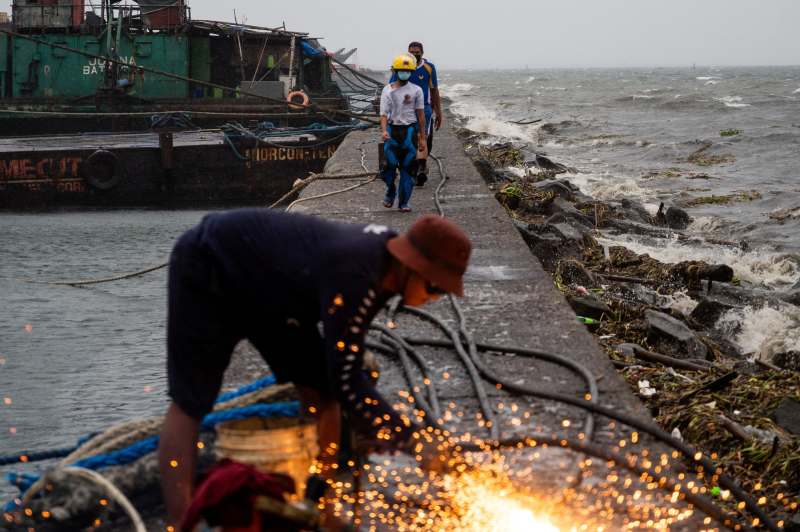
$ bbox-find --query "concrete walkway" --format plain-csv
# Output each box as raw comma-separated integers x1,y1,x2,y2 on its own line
293,126,706,531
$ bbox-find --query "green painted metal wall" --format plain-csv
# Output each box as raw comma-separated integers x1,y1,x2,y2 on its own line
11,34,188,99
118,35,188,98
0,34,8,97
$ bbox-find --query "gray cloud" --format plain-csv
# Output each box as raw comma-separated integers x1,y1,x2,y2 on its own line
6,0,797,68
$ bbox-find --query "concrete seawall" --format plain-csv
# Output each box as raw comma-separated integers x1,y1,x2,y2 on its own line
293,126,709,531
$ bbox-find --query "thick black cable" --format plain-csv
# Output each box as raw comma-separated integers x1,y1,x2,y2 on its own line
330,57,385,86
390,304,499,440
370,324,441,420
419,149,771,531
449,294,597,495
453,342,775,531
365,336,437,422
430,154,447,217
458,437,751,532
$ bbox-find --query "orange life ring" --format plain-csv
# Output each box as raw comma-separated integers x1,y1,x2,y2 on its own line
287,91,309,110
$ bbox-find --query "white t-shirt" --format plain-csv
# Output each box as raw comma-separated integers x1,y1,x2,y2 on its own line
380,82,424,126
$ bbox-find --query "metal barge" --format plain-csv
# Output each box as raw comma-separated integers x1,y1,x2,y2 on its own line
0,125,345,208
0,0,356,135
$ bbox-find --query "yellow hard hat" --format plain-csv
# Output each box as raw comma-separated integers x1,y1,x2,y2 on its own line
391,53,417,71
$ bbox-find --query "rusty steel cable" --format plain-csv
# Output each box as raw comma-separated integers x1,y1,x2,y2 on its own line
0,261,170,286
1,169,378,286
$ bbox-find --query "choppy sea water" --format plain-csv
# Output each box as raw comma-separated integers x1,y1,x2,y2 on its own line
440,66,800,356
0,211,207,499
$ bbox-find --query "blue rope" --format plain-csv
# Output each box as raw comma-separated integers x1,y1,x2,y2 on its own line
0,448,76,467
215,375,276,403
0,377,278,468
4,401,300,510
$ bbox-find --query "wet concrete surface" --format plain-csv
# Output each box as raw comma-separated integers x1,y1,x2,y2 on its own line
291,127,711,531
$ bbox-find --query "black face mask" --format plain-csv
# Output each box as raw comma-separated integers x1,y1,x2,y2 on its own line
411,53,423,64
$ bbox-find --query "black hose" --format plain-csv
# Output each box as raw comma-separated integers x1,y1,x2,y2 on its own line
389,150,772,531
392,304,500,441
430,154,447,217
458,436,752,532
370,324,441,420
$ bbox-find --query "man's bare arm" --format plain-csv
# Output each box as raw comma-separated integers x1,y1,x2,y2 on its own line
432,87,443,131
416,108,428,152
159,401,202,530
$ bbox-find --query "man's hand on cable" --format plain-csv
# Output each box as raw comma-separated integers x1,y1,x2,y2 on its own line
434,114,442,131
418,134,428,152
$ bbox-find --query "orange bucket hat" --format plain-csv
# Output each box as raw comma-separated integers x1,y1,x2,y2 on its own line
387,215,472,297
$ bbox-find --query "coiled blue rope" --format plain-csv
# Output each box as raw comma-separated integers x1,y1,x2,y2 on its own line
70,401,299,471
0,377,277,468
4,400,300,510
2,377,286,510
215,375,276,403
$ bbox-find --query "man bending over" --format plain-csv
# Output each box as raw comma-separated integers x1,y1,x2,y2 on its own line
158,209,471,529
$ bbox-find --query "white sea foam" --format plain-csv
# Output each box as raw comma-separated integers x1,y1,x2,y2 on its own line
718,304,800,359
688,216,726,233
451,101,539,143
568,173,652,202
525,76,536,83
715,95,751,108
662,291,698,314
705,80,720,85
793,88,800,94
439,83,479,98
696,76,720,80
633,94,654,99
596,237,800,288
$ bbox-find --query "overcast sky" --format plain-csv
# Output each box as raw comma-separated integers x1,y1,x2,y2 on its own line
6,0,798,68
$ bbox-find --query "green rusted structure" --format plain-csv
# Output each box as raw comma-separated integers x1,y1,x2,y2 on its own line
0,1,345,135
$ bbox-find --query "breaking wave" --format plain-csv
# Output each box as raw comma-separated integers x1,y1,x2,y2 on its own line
715,96,750,108
688,216,726,233
598,238,800,288
718,304,800,359
450,101,539,143
567,173,653,202
439,83,480,99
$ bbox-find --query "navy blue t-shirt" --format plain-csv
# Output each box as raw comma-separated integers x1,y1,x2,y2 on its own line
195,209,416,442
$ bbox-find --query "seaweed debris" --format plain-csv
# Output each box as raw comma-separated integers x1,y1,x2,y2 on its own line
681,142,735,166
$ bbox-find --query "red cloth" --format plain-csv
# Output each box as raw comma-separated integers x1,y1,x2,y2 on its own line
181,459,296,532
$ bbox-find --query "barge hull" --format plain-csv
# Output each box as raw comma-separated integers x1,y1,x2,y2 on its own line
0,132,340,208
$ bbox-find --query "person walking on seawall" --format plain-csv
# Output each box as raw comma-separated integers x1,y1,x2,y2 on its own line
389,41,442,187
380,53,427,213
158,209,471,530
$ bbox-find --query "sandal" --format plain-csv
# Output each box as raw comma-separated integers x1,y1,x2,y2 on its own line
383,197,394,208
399,205,413,212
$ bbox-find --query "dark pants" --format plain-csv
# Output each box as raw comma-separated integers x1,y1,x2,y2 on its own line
380,123,419,208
